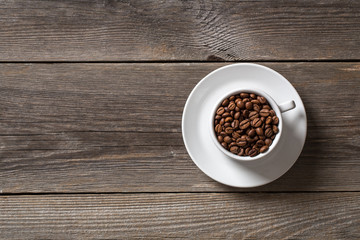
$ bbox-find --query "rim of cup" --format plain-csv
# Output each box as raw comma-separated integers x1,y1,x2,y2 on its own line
210,88,283,161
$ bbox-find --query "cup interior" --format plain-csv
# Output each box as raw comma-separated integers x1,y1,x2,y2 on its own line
210,88,283,161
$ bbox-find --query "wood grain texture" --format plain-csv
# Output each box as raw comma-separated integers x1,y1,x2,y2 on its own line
0,0,359,61
0,63,359,193
0,193,359,239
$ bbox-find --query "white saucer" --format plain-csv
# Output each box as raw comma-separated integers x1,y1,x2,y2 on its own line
182,63,307,187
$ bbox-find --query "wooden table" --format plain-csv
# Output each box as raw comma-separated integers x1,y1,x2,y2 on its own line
1,1,359,239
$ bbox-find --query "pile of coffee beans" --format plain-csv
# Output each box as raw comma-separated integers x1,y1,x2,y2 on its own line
214,92,279,157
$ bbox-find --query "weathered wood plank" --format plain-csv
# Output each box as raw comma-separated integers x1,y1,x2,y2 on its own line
0,63,359,192
0,0,359,61
0,193,359,239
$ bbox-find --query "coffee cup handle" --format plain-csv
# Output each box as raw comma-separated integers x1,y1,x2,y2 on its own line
279,100,296,113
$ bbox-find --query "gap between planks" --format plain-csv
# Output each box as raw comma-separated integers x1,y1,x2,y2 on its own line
0,60,359,64
1,191,360,196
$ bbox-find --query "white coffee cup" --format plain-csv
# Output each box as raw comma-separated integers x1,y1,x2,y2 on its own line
210,88,295,161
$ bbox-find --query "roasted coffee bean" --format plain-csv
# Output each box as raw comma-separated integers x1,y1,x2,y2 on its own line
248,149,259,157
245,102,253,110
260,109,270,117
228,101,236,110
271,135,275,140
231,120,239,129
222,99,229,106
250,93,256,99
229,142,237,148
238,148,244,156
214,120,218,125
242,98,249,103
262,105,271,110
216,107,225,115
240,93,249,98
225,127,233,134
272,116,279,125
239,119,251,129
256,127,264,136
253,104,260,112
235,106,240,112
224,123,231,128
273,125,279,134
245,147,251,155
217,135,223,142
236,138,247,147
229,95,235,101
224,136,232,143
215,124,222,133
221,142,228,149
265,128,273,137
251,99,260,104
256,140,265,147
230,146,239,153
220,131,227,137
236,130,243,134
225,117,233,122
215,114,221,120
265,116,272,124
219,118,225,125
249,111,259,120
232,132,240,139
236,100,245,109
260,145,269,153
234,112,240,120
242,109,249,118
248,129,256,138
265,124,271,129
222,112,230,117
258,96,267,104
224,107,229,112
259,135,266,140
265,138,272,146
235,98,242,104
251,118,262,128
269,110,275,116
